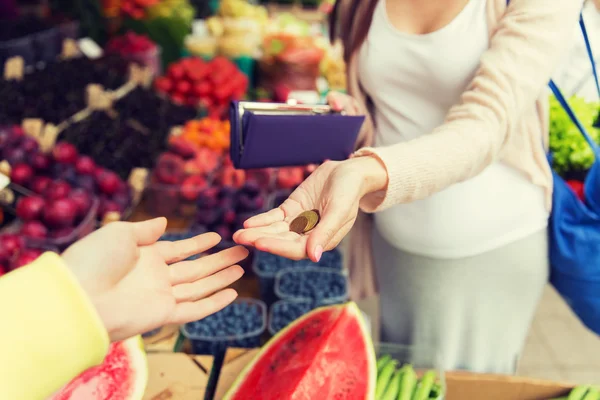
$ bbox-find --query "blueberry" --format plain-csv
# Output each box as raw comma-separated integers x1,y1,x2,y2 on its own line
276,269,348,304
269,300,316,334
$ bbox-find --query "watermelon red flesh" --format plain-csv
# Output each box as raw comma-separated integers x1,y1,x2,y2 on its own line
224,302,376,400
50,336,148,400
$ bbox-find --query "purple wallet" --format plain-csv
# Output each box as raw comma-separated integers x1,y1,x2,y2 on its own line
229,101,365,169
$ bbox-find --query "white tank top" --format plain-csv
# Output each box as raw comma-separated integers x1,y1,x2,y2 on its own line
358,0,549,258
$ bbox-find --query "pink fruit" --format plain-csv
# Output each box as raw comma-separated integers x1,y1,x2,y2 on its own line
15,196,45,221
52,142,78,164
0,264,6,277
0,234,24,262
168,137,197,159
12,248,44,269
21,136,39,153
75,156,96,175
49,227,75,239
30,152,52,171
69,189,94,218
20,221,48,238
155,153,185,185
10,163,34,186
44,180,71,200
96,170,121,195
43,198,78,228
30,176,52,194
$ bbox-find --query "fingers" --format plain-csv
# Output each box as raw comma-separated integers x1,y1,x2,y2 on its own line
254,236,308,260
131,217,167,245
242,207,285,229
156,232,221,264
234,221,293,245
169,245,249,285
172,265,244,302
326,92,360,115
169,288,239,325
306,204,350,262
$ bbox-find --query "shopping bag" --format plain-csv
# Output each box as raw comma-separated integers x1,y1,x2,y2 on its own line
505,0,600,333
547,20,600,334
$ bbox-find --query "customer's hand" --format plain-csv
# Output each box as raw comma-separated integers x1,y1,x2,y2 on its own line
233,157,387,262
62,218,248,342
327,91,362,115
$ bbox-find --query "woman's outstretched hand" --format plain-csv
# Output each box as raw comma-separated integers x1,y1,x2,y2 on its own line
233,157,387,262
62,218,248,342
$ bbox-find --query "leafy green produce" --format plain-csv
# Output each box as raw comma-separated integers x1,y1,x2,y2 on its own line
398,364,417,400
377,354,392,374
550,385,600,400
413,370,437,400
549,95,600,176
381,370,402,400
375,359,398,399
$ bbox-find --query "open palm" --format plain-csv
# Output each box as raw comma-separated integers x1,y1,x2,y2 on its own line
233,161,363,262
63,218,248,341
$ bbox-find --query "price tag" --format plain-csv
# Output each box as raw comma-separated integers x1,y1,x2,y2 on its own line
78,37,104,59
3,57,24,81
62,38,80,59
22,119,44,140
40,124,60,153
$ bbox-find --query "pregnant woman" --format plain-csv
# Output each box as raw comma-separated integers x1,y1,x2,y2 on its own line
234,0,585,373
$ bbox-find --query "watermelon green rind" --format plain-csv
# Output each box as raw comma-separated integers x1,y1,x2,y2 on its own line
125,335,149,400
223,302,377,400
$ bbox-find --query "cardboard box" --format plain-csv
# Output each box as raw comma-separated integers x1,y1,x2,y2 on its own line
145,353,213,400
210,348,575,400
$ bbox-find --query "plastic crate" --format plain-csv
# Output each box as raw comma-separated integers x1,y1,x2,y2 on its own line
0,36,34,66
267,298,316,336
158,227,208,261
275,267,348,304
32,28,59,63
181,298,267,355
252,248,343,305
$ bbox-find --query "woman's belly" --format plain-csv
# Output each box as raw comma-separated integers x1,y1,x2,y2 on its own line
373,162,549,258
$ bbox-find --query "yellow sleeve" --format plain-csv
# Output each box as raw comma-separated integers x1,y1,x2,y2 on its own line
0,252,110,400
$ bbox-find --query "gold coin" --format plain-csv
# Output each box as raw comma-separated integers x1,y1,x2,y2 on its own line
289,210,320,234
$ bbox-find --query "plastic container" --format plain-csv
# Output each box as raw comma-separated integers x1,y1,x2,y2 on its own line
374,343,446,400
0,36,35,66
32,28,59,63
268,298,315,336
233,56,255,87
275,267,349,304
181,298,267,355
6,198,99,251
253,249,344,306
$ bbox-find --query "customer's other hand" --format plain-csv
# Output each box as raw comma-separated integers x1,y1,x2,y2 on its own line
233,157,386,262
327,91,362,115
62,218,248,341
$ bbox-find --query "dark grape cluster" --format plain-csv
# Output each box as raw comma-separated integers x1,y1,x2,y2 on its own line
183,300,266,355
268,299,315,335
276,268,348,304
159,229,207,261
0,55,132,125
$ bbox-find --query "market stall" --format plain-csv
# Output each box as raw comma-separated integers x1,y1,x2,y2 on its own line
0,0,599,399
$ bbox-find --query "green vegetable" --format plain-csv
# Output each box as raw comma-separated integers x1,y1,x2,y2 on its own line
549,95,600,176
569,385,591,400
429,382,443,399
412,370,437,400
377,355,393,375
375,360,398,399
381,370,403,400
583,387,600,400
398,364,418,400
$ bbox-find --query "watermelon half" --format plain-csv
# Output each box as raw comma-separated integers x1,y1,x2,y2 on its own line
224,302,376,400
50,335,148,400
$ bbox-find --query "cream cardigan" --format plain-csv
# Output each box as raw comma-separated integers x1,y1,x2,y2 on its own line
345,0,585,300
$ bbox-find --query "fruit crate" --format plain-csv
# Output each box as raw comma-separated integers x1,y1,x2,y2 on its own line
374,343,446,400
274,267,349,304
252,248,344,306
180,298,267,356
267,298,316,336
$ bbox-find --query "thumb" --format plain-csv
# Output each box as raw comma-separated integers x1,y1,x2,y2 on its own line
131,217,167,245
306,206,346,263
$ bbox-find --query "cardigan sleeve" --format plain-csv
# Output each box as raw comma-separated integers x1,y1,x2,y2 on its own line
355,0,584,213
0,252,110,400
